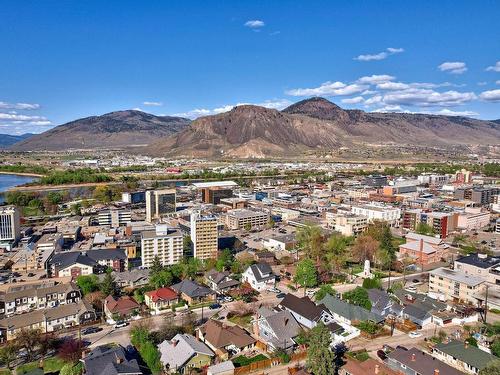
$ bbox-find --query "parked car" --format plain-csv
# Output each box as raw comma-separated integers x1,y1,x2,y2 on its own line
377,350,387,360
114,321,128,329
223,296,233,302
396,345,409,351
409,331,422,338
82,326,102,335
276,293,286,299
209,303,222,310
306,290,315,296
27,273,35,277
267,287,281,294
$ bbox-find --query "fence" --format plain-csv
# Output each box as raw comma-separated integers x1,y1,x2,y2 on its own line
233,351,307,375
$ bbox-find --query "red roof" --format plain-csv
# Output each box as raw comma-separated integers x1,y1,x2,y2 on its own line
105,295,140,314
145,287,178,302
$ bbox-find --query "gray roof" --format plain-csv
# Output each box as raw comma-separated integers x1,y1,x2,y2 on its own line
207,361,235,375
279,294,324,322
248,263,274,282
258,307,301,348
388,347,464,375
171,279,214,298
318,294,385,323
430,267,484,287
83,344,142,375
434,340,499,370
455,254,500,269
158,333,214,370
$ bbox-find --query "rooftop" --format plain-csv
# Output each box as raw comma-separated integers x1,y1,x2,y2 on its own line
430,267,485,286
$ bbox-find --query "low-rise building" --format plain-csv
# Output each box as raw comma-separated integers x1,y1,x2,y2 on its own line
204,270,239,295
386,347,464,375
398,233,449,267
254,307,301,352
82,344,143,375
104,295,140,321
170,279,215,305
242,263,275,292
351,204,401,226
224,209,270,230
144,287,179,313
428,267,485,304
158,333,214,374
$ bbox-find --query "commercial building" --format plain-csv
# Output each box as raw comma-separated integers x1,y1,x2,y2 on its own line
326,212,367,236
398,233,450,267
363,175,387,187
224,209,270,230
351,203,401,226
190,213,218,261
121,191,146,204
457,208,491,231
454,186,499,205
145,189,176,222
428,267,485,304
98,208,132,228
192,181,237,205
0,206,20,243
141,225,183,268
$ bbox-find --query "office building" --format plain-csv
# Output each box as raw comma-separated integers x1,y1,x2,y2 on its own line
224,209,270,230
363,175,387,187
192,181,237,205
457,208,490,231
97,208,132,228
121,191,146,204
141,225,183,268
351,204,401,226
190,213,218,261
145,189,176,222
0,206,20,243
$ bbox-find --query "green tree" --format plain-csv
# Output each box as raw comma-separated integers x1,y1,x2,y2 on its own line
324,233,350,273
76,274,99,295
416,222,435,235
315,284,337,301
0,342,19,369
343,287,372,310
46,191,64,205
60,362,84,375
491,340,500,357
15,328,41,361
479,360,500,375
150,255,163,276
295,259,318,294
362,277,382,289
296,224,324,262
150,269,173,289
380,225,396,261
216,249,233,272
352,234,379,263
307,322,335,375
99,270,116,296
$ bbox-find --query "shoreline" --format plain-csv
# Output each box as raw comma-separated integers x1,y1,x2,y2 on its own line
0,171,45,178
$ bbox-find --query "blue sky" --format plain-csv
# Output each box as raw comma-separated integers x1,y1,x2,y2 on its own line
1,0,499,135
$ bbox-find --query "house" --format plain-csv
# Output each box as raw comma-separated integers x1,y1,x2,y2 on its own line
112,269,150,288
386,347,464,375
82,344,143,375
367,288,403,318
196,319,256,359
242,263,275,291
204,270,239,295
318,294,385,326
432,340,499,374
0,300,95,341
158,333,214,374
86,249,128,272
279,294,335,329
393,289,448,327
254,307,301,352
49,252,96,278
340,358,399,375
171,279,216,305
398,233,449,267
104,295,141,321
254,251,276,265
207,361,235,375
145,287,179,313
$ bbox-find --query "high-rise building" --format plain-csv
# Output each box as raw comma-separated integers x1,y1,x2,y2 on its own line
141,225,183,267
192,181,237,204
0,205,21,243
98,208,132,228
190,212,218,260
146,189,176,222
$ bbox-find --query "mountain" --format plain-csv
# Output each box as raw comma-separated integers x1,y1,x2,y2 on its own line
0,133,34,148
149,97,500,158
10,110,190,151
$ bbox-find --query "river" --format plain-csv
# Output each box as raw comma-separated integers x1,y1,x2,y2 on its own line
0,174,39,203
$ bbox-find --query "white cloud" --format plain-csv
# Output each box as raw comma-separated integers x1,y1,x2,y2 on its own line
381,88,476,107
486,61,500,72
479,89,500,102
496,80,500,85
377,82,410,90
341,96,365,104
0,101,40,110
433,109,479,117
371,105,405,113
244,20,265,28
143,101,163,107
357,74,395,84
286,81,367,96
354,47,404,61
438,61,467,74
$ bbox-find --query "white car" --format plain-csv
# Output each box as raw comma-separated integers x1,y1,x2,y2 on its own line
306,290,316,296
406,286,417,292
267,287,281,294
114,321,128,329
409,331,422,338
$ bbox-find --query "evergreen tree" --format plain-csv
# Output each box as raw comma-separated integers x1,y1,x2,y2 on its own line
100,270,116,296
150,255,163,276
307,322,335,375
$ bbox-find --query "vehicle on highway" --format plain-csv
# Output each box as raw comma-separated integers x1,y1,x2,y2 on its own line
114,321,128,329
276,293,286,299
377,350,387,360
412,279,420,283
209,303,222,309
267,287,281,294
82,326,103,335
409,331,422,338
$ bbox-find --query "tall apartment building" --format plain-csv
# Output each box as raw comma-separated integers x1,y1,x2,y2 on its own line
97,209,132,228
190,213,218,260
454,186,499,205
141,225,183,268
224,209,270,230
428,267,485,304
0,206,20,243
145,189,176,222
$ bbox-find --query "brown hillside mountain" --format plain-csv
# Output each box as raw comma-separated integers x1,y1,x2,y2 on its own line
10,110,190,151
149,98,500,158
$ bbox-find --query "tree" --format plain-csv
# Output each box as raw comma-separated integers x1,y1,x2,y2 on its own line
0,342,19,369
216,249,233,272
182,236,192,255
479,360,500,375
332,342,348,375
58,338,84,363
491,340,500,357
352,234,379,263
149,269,173,289
244,222,252,231
375,247,392,270
295,259,318,294
60,362,84,375
307,322,335,375
380,225,396,261
76,274,99,295
416,222,435,236
16,328,41,361
150,255,164,276
362,277,382,289
315,284,337,301
84,290,106,312
324,233,349,273
296,224,324,262
99,270,116,296
342,287,371,310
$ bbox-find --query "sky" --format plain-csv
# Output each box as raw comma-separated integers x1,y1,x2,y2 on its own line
1,0,500,135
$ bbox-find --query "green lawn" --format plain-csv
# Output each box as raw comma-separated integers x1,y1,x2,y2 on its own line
232,354,267,367
347,350,370,362
16,357,66,374
228,314,253,330
0,369,12,375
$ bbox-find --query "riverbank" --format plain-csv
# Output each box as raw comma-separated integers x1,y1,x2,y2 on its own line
0,171,45,177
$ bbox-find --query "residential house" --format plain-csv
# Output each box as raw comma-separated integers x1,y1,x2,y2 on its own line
318,294,385,326
279,294,335,329
340,358,399,375
113,268,150,289
205,270,239,295
104,295,141,321
171,279,216,305
145,287,179,313
0,300,95,341
49,252,96,278
386,347,465,375
432,340,499,374
242,263,275,292
393,289,448,327
196,319,256,359
82,344,143,375
367,289,403,318
254,251,276,265
207,361,235,375
158,333,214,374
254,307,301,352
398,233,449,267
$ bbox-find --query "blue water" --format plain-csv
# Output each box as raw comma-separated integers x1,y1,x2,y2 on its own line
0,174,38,203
